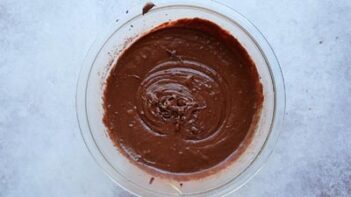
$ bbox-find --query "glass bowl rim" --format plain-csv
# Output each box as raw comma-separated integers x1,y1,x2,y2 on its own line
76,0,286,196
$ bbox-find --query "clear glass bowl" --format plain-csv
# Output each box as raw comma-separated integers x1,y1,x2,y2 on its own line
76,0,285,196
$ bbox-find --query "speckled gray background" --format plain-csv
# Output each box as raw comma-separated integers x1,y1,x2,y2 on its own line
0,0,350,196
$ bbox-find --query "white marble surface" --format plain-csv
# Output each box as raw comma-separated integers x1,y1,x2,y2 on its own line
1,0,350,196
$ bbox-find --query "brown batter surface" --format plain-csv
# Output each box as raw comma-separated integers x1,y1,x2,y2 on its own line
103,18,263,175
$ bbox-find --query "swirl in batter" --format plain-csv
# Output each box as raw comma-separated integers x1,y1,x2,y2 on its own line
103,18,263,175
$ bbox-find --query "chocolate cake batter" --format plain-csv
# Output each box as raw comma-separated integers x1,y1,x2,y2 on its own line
103,18,263,175
142,2,155,15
